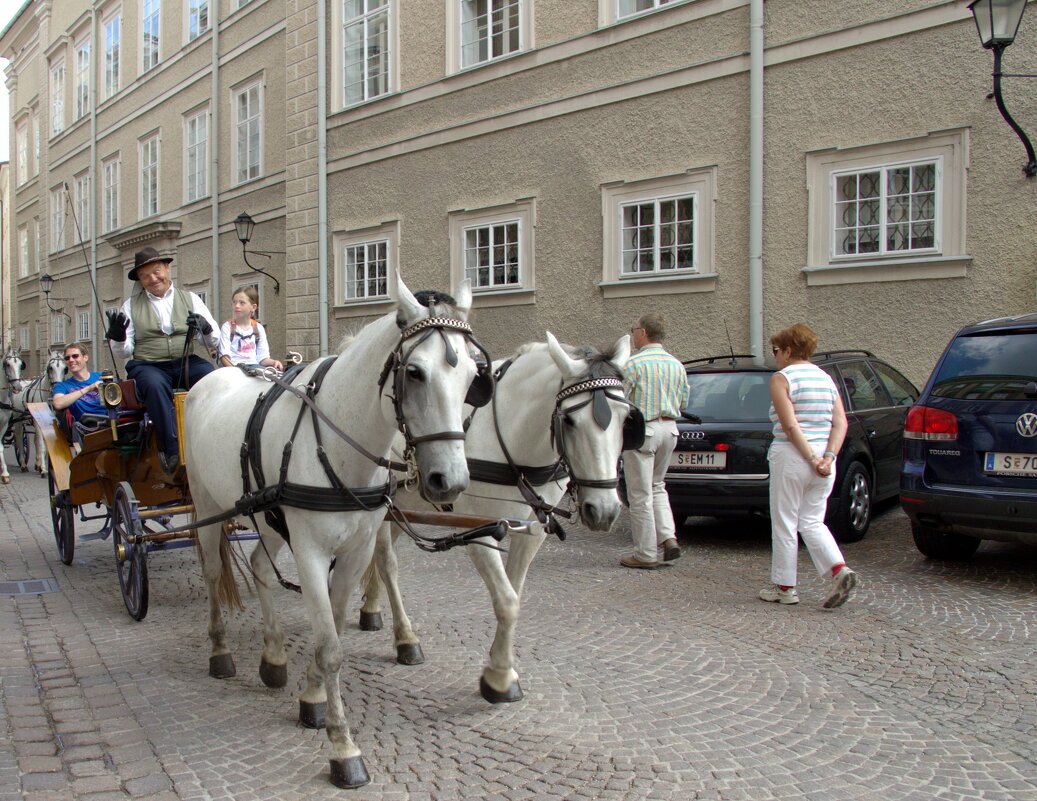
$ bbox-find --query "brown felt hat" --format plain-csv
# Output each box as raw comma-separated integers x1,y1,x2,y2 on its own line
129,247,173,280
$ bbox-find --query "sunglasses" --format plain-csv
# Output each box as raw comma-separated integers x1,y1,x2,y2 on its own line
64,354,83,361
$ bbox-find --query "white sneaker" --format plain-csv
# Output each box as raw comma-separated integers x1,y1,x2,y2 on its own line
758,585,799,605
823,566,858,609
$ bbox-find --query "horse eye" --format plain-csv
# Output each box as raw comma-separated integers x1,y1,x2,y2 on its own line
405,364,425,382
563,413,575,427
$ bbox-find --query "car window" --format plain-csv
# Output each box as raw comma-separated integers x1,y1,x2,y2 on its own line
871,361,918,406
931,331,1037,400
832,361,892,411
685,371,772,423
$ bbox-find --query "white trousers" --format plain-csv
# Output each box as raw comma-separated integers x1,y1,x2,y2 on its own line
767,440,844,587
624,419,679,562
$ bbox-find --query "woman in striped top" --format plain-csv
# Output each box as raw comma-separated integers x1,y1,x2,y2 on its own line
760,324,857,609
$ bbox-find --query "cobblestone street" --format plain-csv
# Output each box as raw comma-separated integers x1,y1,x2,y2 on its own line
0,466,1035,801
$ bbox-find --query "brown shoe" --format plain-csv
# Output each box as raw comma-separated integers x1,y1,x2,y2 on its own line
661,539,681,562
620,555,659,569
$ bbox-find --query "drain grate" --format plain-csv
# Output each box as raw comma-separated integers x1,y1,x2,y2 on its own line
0,578,60,595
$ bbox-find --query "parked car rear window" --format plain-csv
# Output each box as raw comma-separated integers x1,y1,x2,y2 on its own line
686,372,772,422
930,331,1037,400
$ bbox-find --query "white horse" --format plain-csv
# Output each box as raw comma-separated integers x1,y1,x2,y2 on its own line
0,347,27,483
359,333,637,702
184,278,480,789
11,351,67,477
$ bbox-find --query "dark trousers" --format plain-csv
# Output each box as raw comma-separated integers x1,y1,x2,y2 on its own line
127,356,214,456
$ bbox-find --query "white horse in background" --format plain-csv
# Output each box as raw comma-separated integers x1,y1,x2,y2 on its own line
0,347,27,484
185,277,480,789
359,333,637,702
11,351,67,477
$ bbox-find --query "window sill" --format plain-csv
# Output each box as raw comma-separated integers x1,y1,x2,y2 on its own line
470,288,535,308
599,272,717,299
802,255,972,286
333,298,395,318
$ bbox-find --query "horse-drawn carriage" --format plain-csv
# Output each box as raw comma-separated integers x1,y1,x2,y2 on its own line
30,276,641,789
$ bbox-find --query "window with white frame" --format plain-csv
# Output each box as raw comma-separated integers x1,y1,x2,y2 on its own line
342,0,391,106
16,123,28,185
77,312,91,341
20,328,30,352
460,0,523,68
140,135,159,218
185,109,208,202
50,188,65,252
33,113,40,172
600,168,716,297
616,0,677,19
51,314,66,345
334,222,397,305
34,221,41,267
142,0,161,71
449,199,535,303
234,82,262,184
188,0,210,41
74,173,91,242
18,226,29,278
50,60,65,135
104,14,121,99
804,129,969,285
103,157,120,232
74,38,91,120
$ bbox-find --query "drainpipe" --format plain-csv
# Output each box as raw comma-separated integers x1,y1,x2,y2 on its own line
90,7,98,358
748,0,764,362
210,12,221,316
317,0,329,355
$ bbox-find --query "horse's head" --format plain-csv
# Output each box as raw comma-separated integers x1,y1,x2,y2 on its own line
388,278,479,503
545,332,637,531
46,351,67,385
3,348,25,386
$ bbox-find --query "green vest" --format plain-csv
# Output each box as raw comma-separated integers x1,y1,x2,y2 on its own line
129,287,194,362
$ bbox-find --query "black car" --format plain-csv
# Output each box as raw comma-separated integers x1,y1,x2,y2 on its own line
901,314,1037,559
664,351,919,542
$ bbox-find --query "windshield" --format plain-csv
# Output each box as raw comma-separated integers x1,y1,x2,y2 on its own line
685,371,772,423
931,331,1037,400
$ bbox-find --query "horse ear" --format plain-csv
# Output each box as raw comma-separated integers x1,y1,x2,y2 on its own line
454,279,472,319
546,331,584,380
395,273,424,327
611,334,632,371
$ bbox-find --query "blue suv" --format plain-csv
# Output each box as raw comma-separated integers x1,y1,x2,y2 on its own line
901,314,1037,559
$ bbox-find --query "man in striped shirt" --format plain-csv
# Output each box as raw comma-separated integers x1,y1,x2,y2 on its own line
621,313,690,569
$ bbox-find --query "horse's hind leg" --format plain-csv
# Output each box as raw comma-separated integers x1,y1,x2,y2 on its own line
252,530,288,688
357,525,423,664
467,540,524,703
36,428,47,477
15,422,28,472
196,520,237,679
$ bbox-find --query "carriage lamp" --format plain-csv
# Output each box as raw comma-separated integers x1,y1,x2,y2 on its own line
968,0,1037,177
233,211,283,294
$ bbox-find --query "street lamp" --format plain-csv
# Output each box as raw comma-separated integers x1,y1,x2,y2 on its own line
39,272,72,327
968,0,1037,177
233,211,282,294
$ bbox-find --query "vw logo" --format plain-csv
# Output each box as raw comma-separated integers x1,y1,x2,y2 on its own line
680,431,705,440
1017,412,1037,438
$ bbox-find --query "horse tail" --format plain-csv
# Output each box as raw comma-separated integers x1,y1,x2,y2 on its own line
216,532,245,610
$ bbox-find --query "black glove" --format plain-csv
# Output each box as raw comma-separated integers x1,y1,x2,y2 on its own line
185,312,213,337
105,311,129,342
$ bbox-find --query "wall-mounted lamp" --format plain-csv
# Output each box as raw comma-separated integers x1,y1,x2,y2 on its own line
234,212,283,294
969,0,1037,177
39,273,72,325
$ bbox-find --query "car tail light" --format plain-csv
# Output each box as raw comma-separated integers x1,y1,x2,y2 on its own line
904,405,958,441
715,443,730,451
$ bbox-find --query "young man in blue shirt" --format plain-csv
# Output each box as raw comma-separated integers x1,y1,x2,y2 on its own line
52,342,104,421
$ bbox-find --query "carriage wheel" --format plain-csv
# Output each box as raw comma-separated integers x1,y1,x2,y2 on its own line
47,462,76,565
112,482,149,621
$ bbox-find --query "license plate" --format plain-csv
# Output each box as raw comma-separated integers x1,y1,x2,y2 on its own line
670,451,727,469
983,452,1037,476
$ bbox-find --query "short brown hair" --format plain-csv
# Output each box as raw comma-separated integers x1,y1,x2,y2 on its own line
636,312,666,342
770,324,819,360
64,342,90,359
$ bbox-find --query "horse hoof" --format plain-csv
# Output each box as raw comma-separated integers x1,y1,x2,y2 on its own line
300,700,326,729
358,611,383,631
329,756,370,789
396,643,425,665
19,467,27,473
0,476,8,484
209,654,236,679
259,659,287,688
480,675,523,704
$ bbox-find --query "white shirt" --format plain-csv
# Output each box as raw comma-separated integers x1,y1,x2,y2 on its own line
111,284,220,360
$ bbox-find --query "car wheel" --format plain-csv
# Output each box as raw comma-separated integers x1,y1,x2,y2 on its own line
827,461,871,543
911,521,980,560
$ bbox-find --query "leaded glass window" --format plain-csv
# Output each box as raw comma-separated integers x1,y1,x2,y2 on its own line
620,195,695,275
834,161,937,257
464,222,520,288
343,241,389,300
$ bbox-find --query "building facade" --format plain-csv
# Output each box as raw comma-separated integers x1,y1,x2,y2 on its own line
1,0,286,376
